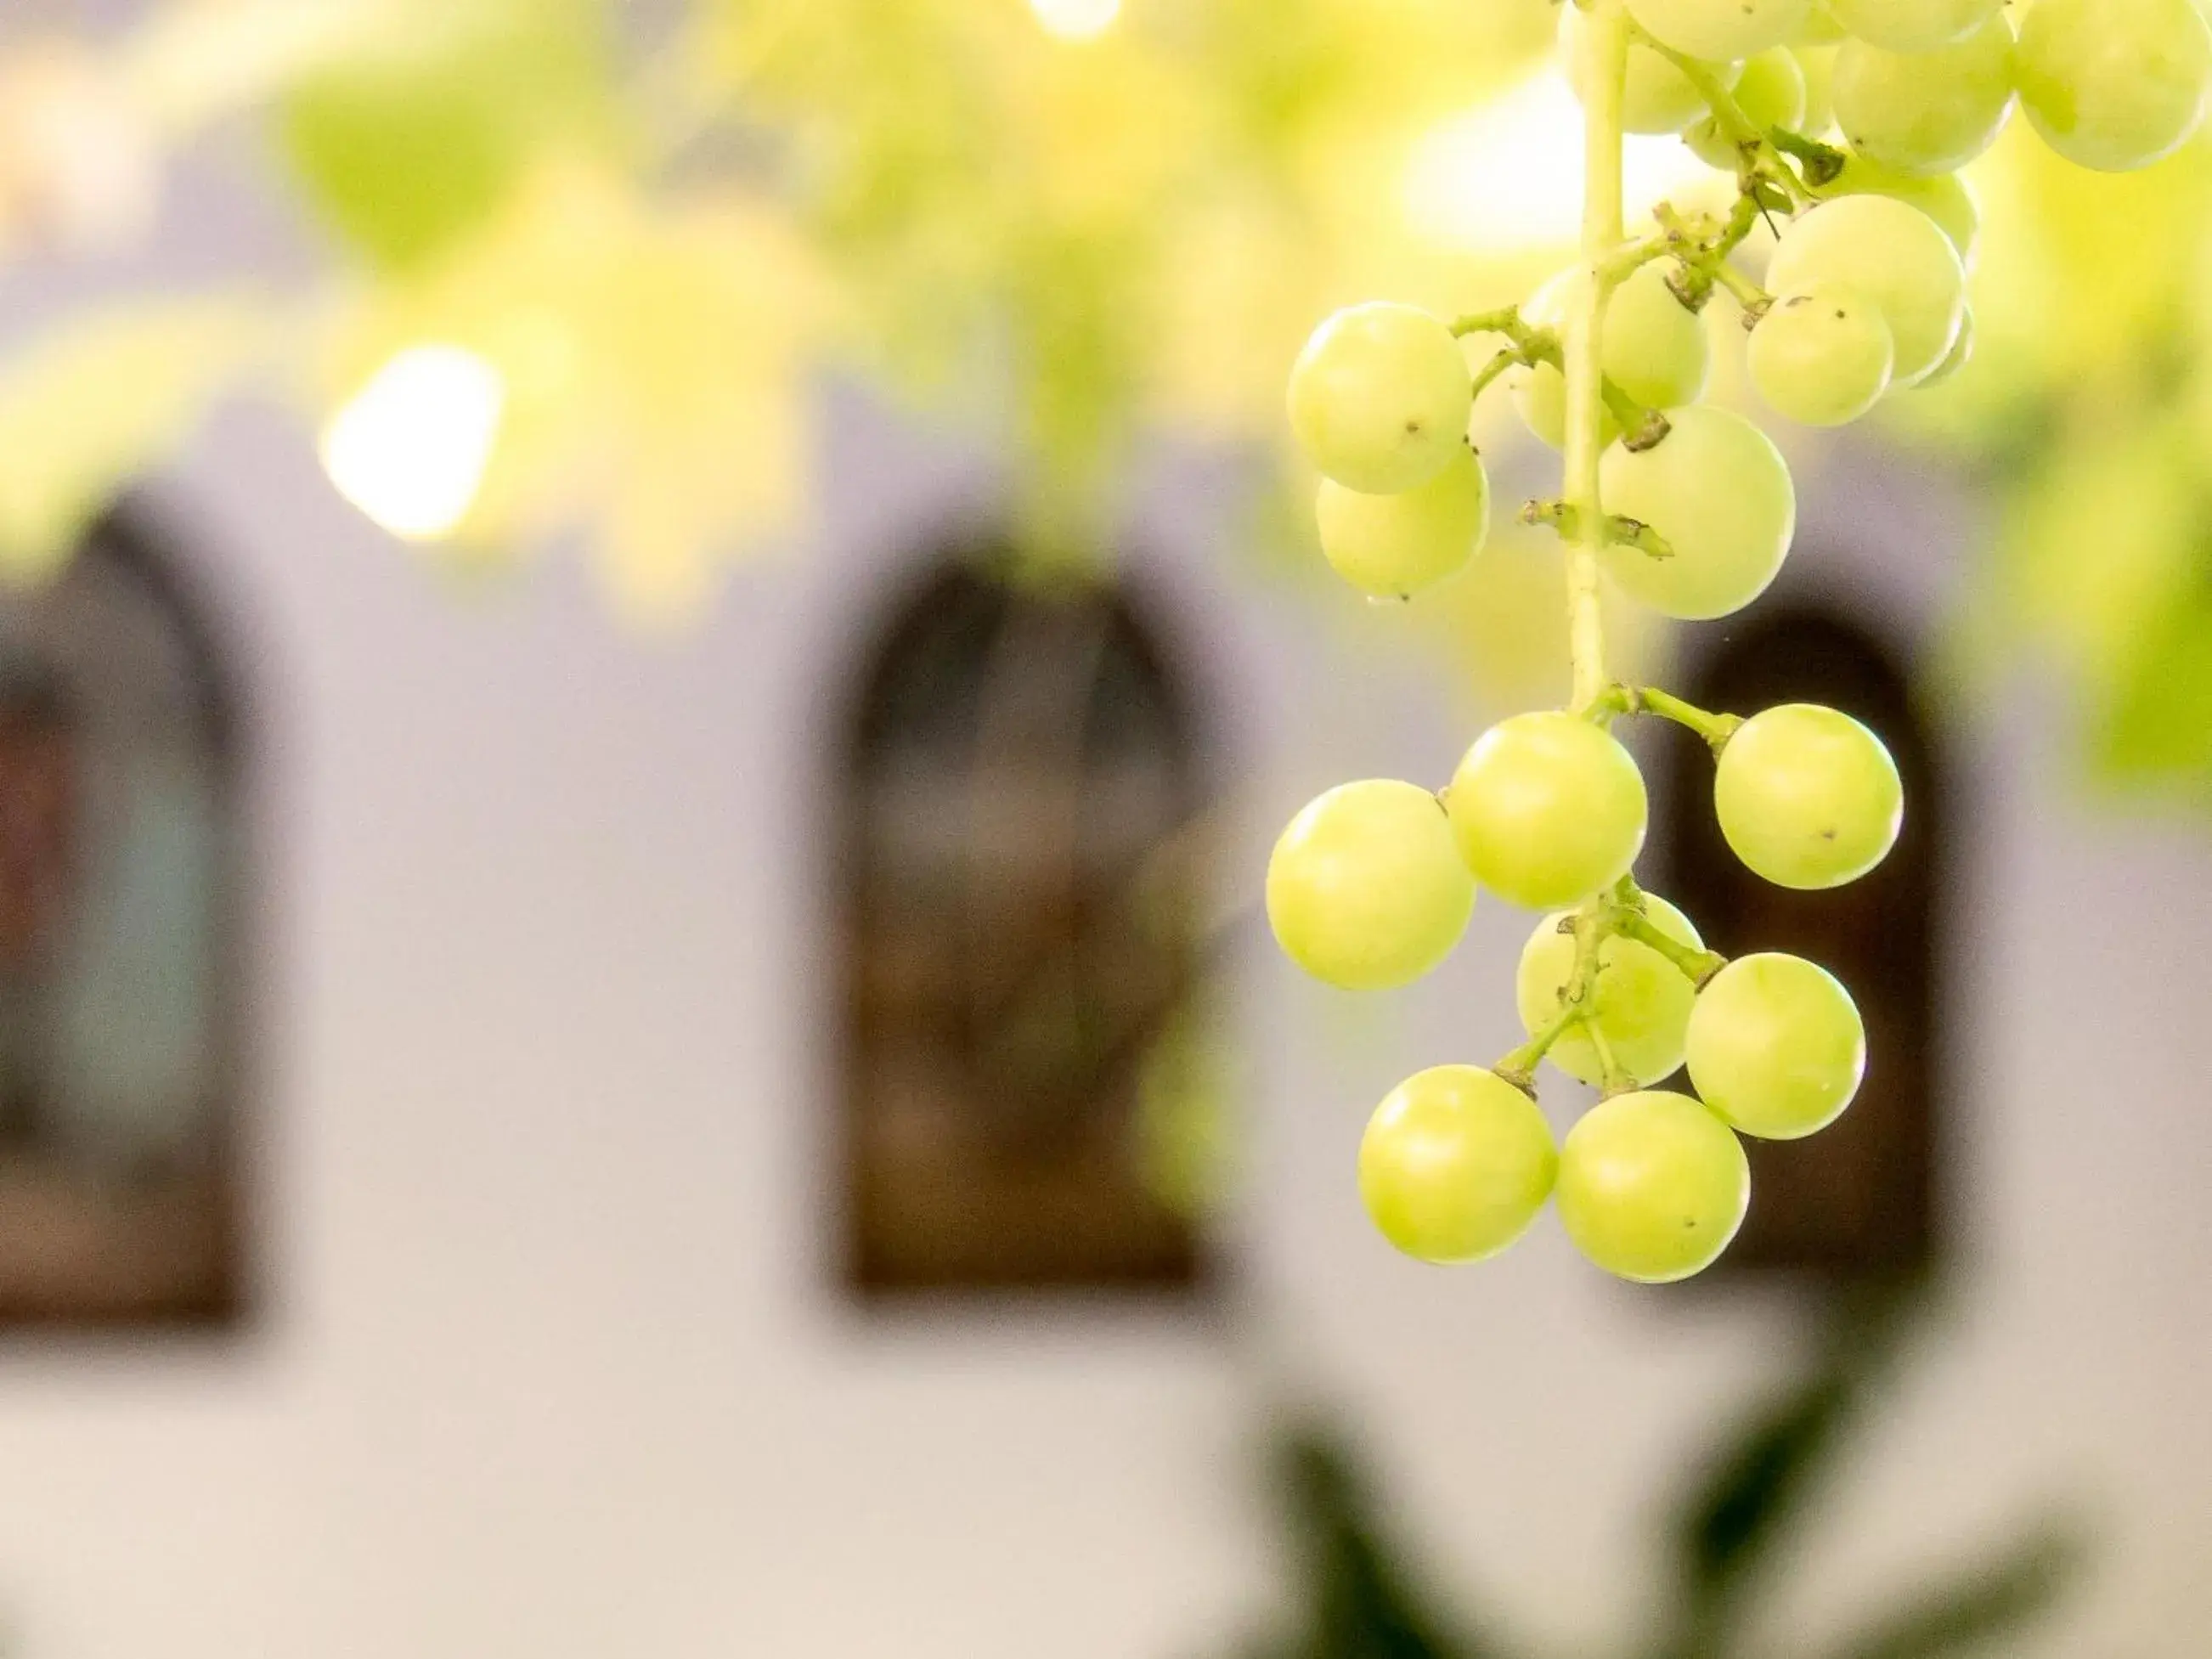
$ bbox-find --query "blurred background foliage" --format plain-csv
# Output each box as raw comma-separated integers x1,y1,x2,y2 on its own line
1243,1289,2086,1659
2,0,2211,782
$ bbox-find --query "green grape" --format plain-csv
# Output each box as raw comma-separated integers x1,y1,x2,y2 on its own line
1766,194,1964,384
1795,42,1841,134
1748,284,1895,426
1626,0,1815,62
1916,302,1974,387
1560,3,1742,135
1598,406,1797,621
2016,0,2212,173
1267,780,1475,990
1317,447,1489,600
1831,14,2017,176
1510,262,1710,451
1516,894,1704,1089
1447,713,1647,911
1359,1066,1558,1264
1555,1091,1749,1284
1813,155,1980,268
1797,5,1848,47
1829,0,2002,54
1714,703,1903,889
1687,48,1810,170
1288,303,1472,495
1686,955,1866,1141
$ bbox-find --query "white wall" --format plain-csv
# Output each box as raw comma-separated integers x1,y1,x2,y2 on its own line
0,151,2207,1659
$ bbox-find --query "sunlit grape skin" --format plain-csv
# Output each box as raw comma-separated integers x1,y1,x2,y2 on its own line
1560,3,1741,135
2015,0,2212,173
1715,703,1903,889
1686,48,1808,170
1447,713,1648,911
1829,0,2002,55
1626,0,1814,63
1599,406,1797,621
1316,447,1489,600
1288,303,1472,495
1767,195,1964,386
1687,955,1866,1142
1267,780,1475,991
1510,262,1710,452
1358,1067,1558,1264
1516,894,1704,1089
1749,284,1894,426
1813,156,1979,269
1831,13,2017,177
1918,304,1974,387
1555,1091,1750,1284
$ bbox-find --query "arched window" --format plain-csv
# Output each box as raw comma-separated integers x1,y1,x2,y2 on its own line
0,504,248,1327
835,550,1216,1298
1658,601,1944,1280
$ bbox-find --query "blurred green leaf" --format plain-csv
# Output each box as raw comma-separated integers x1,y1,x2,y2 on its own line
2092,586,2212,790
1272,1427,1511,1659
1654,1289,1917,1658
1818,1521,2089,1659
0,294,262,583
280,0,618,272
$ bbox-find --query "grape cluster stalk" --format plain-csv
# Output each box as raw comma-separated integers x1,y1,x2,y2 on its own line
1270,0,2212,1282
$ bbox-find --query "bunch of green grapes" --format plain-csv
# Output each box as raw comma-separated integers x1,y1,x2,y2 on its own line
1268,0,2210,1283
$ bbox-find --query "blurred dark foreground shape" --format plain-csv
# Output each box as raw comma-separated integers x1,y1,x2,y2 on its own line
1239,1286,2086,1659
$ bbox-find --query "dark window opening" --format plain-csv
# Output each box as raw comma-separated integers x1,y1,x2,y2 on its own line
1658,601,1944,1281
834,548,1217,1299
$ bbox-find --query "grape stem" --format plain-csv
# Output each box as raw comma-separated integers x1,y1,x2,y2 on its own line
1561,0,1629,714
1493,876,1730,1090
1494,899,1610,1091
1587,682,1746,748
1521,499,1676,560
1617,911,1730,990
1635,24,1844,205
1466,346,1522,406
1448,309,1671,449
1586,1020,1636,1098
1653,202,1773,325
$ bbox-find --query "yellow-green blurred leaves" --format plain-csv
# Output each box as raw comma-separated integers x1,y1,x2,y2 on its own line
281,0,619,273
314,162,821,627
0,296,262,584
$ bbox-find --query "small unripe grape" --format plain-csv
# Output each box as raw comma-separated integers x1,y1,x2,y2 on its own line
1599,406,1797,621
1714,703,1903,889
1748,284,1895,426
1560,3,1741,135
1687,955,1866,1141
1288,303,1472,495
1813,155,1980,268
1516,894,1704,1089
1687,48,1810,170
1316,447,1489,600
1767,195,1965,385
1832,14,2017,176
1267,780,1475,990
1916,303,1974,387
1556,1090,1750,1284
1626,0,1815,63
1447,713,1648,911
2015,0,2212,173
1829,0,2003,54
1359,1066,1557,1264
1510,262,1711,451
